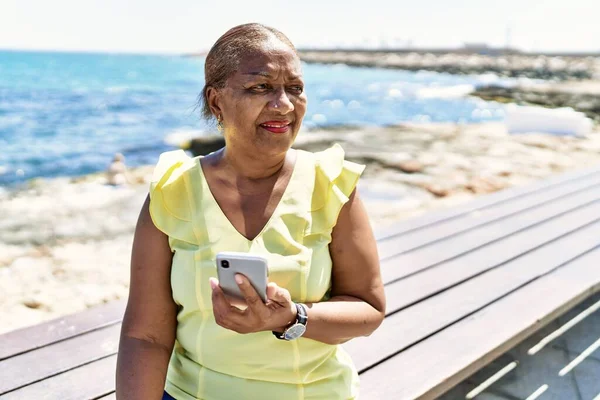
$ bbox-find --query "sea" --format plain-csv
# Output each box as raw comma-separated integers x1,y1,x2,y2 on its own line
0,50,517,186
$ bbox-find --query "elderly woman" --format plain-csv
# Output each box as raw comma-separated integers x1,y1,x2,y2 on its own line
116,23,385,400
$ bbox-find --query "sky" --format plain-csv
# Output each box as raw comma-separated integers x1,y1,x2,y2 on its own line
1,0,598,54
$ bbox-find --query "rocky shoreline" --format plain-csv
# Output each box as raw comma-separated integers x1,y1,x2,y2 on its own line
471,81,600,122
299,50,600,81
2,122,600,334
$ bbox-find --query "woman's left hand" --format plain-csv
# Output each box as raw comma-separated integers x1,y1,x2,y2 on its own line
209,275,297,334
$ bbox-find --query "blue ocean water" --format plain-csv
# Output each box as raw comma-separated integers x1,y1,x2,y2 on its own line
0,50,511,186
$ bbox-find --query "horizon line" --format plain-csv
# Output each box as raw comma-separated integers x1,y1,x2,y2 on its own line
3,45,600,58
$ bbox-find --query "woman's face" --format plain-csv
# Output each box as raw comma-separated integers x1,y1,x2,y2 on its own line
210,40,307,157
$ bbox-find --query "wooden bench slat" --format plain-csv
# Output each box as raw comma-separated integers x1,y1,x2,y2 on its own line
357,247,600,400
375,164,600,242
382,198,600,315
376,173,600,259
0,324,120,394
345,216,600,373
0,355,117,400
379,185,600,285
0,299,125,361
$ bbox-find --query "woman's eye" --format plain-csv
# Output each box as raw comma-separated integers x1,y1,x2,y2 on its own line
252,84,269,91
289,86,304,94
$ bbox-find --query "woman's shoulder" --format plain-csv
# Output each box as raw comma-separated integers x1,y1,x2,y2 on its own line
151,150,199,188
305,144,365,198
301,144,365,234
148,150,201,244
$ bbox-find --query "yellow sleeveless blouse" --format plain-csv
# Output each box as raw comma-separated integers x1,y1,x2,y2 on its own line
149,144,365,400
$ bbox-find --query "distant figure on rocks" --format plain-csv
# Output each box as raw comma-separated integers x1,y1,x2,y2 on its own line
106,153,130,186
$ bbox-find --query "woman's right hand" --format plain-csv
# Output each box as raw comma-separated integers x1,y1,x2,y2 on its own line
210,275,297,334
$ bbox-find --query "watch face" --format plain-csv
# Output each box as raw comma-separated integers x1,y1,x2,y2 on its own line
284,324,306,340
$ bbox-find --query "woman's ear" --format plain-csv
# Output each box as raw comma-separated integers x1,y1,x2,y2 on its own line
206,87,222,119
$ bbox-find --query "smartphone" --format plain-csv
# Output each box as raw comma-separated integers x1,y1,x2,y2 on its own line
216,252,269,303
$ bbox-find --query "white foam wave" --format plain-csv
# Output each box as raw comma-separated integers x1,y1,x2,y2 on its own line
505,106,593,137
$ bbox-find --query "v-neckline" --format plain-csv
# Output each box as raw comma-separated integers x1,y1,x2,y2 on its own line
197,150,301,243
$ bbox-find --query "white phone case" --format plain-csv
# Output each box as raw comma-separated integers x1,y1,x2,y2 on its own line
216,252,269,303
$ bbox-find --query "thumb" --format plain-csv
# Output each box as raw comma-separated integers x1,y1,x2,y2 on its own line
266,282,279,301
267,282,291,304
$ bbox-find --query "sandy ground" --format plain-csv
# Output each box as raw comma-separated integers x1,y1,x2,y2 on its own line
2,122,600,334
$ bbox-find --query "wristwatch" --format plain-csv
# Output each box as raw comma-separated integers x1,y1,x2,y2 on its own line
273,303,308,341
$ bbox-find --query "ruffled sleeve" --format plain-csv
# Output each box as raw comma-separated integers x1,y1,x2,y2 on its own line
148,150,199,246
308,144,365,235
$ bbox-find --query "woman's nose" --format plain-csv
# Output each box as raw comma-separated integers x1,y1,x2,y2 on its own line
269,88,294,113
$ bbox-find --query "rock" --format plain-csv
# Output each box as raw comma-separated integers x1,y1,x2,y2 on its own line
0,244,30,267
430,141,448,152
185,135,226,156
75,283,114,307
9,257,55,283
441,153,472,170
472,84,600,122
517,135,563,150
575,141,600,152
393,160,424,173
422,183,452,198
298,51,599,81
22,298,44,309
477,159,515,176
465,176,508,194
417,153,439,166
390,172,434,186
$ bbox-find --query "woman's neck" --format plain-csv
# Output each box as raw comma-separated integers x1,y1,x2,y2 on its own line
220,146,293,182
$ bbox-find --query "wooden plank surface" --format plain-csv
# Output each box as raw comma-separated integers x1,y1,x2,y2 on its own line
379,186,600,284
376,175,600,259
358,246,600,400
382,197,600,315
375,164,600,243
0,299,125,361
344,214,600,372
0,355,117,400
0,324,120,394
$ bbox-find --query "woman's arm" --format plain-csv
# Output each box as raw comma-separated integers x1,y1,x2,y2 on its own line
116,195,178,400
301,188,386,345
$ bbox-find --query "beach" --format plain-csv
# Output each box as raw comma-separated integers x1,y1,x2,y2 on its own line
2,122,600,334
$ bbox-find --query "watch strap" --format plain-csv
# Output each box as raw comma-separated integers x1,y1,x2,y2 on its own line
272,303,307,340
295,303,307,325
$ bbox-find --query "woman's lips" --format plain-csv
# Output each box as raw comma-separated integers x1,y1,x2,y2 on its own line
260,121,291,134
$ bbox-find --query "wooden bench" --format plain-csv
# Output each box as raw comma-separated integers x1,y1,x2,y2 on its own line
2,163,600,400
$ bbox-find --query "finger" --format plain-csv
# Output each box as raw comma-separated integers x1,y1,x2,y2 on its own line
210,278,241,324
272,286,292,306
266,282,278,301
266,283,286,303
210,294,252,334
210,279,228,318
235,274,267,314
